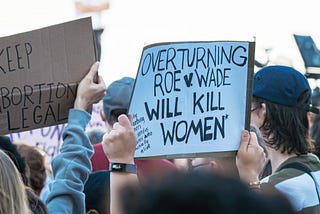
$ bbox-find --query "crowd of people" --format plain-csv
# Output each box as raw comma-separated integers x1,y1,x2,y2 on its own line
1,51,320,213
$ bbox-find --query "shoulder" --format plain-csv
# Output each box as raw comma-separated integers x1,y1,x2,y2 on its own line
267,156,317,185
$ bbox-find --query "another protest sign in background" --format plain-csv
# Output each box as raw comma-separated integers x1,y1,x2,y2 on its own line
129,41,255,159
0,17,96,134
7,101,106,165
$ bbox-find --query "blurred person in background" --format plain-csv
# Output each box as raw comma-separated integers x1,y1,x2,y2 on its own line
74,0,110,61
14,142,47,197
87,128,106,145
0,149,30,214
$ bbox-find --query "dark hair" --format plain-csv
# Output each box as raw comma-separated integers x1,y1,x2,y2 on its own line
121,171,294,214
310,113,320,158
253,93,311,155
107,109,127,125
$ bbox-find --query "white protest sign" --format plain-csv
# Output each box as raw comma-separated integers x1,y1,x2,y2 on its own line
128,41,255,158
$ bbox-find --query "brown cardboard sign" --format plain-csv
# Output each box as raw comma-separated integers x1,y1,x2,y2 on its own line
0,17,96,134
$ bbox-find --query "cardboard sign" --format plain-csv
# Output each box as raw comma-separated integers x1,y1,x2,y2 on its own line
0,17,96,134
128,41,255,159
7,101,106,165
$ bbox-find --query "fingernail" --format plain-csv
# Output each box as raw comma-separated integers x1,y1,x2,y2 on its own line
242,130,249,137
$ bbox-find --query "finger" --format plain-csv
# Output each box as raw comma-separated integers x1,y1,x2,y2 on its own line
118,114,132,129
248,132,260,147
87,61,100,80
239,130,250,152
105,129,117,142
113,122,121,130
128,114,133,124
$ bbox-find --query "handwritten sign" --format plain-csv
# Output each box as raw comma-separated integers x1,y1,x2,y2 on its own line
0,17,97,134
128,41,255,158
7,101,106,165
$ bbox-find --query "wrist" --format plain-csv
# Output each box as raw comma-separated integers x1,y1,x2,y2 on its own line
74,98,92,113
238,170,260,183
108,157,135,165
109,162,137,174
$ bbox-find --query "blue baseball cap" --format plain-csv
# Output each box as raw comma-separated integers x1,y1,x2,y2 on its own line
253,65,318,113
103,77,135,120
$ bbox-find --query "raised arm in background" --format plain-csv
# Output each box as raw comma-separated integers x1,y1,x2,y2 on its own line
45,62,106,213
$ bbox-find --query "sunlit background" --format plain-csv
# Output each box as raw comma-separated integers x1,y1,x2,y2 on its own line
2,0,320,87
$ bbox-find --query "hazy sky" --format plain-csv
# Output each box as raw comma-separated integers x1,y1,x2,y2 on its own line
2,0,320,87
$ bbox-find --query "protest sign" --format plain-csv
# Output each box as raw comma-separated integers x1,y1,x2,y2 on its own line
0,17,97,134
7,101,105,165
128,41,255,159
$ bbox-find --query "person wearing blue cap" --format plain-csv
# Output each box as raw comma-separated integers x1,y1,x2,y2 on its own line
237,65,320,214
90,77,176,181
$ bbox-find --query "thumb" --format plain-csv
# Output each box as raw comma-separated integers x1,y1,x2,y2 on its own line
239,130,250,152
118,114,132,129
87,61,99,80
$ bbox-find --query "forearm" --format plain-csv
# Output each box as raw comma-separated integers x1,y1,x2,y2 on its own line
110,172,139,214
103,114,138,214
46,109,92,213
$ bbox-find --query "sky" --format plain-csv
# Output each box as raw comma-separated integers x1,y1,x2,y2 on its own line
1,0,320,87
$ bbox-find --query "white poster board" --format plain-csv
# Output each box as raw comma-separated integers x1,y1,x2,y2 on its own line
129,41,255,159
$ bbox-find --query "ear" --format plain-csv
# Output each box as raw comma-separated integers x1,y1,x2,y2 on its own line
87,209,100,214
100,109,106,122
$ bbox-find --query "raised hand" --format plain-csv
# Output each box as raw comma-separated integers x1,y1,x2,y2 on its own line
74,62,106,113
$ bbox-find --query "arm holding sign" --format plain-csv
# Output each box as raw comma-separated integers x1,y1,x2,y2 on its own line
236,130,266,189
102,114,139,214
45,62,106,213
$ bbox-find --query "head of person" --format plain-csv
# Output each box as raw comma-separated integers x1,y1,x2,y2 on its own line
0,136,28,185
100,77,134,130
251,65,318,155
86,129,106,145
0,138,48,214
0,149,30,214
120,170,294,214
14,142,47,196
84,170,110,214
